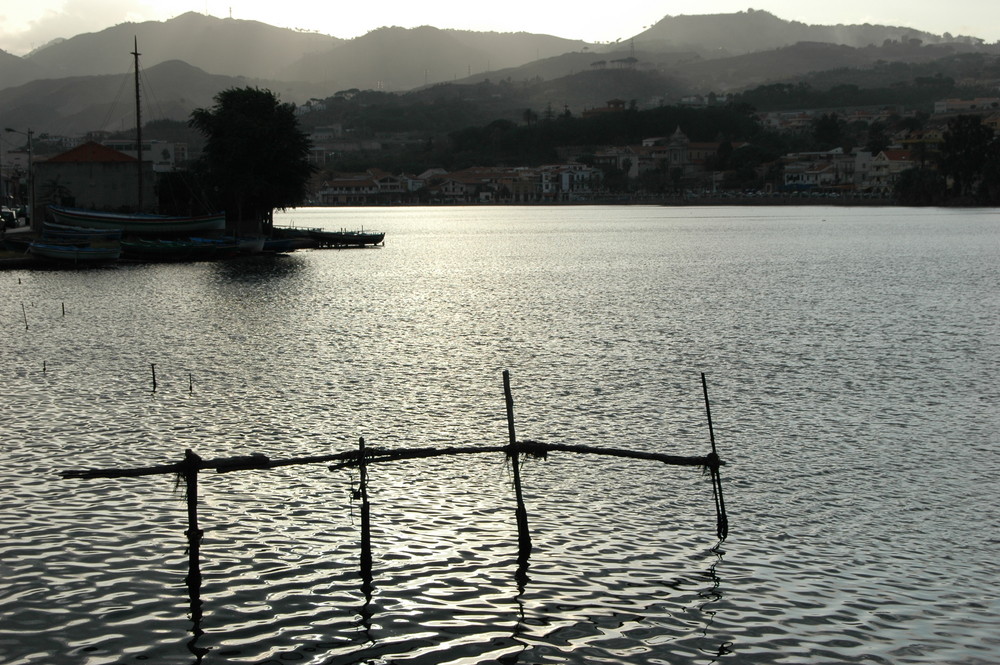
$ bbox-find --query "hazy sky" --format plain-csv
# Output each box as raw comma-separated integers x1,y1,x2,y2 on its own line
2,0,997,56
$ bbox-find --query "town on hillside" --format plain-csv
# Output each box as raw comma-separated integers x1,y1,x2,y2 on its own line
3,96,999,222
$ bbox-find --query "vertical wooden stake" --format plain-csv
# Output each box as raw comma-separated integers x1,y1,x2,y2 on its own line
150,363,157,392
182,449,208,659
183,449,204,624
62,302,66,317
189,372,194,395
503,370,532,563
701,373,728,541
358,436,373,585
22,303,28,330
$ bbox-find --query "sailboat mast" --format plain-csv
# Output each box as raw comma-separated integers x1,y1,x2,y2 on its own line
132,37,143,212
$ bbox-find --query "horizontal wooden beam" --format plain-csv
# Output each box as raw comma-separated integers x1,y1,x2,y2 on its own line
61,440,719,480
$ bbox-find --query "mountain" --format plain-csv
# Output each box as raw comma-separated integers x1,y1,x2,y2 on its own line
631,8,983,56
455,38,994,98
667,40,987,92
12,13,587,90
21,12,342,80
2,10,998,136
0,60,326,136
278,25,589,90
0,48,44,88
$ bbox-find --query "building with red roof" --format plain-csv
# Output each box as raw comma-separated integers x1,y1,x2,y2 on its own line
34,141,156,215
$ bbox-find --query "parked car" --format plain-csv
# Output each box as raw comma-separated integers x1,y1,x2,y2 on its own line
1,208,17,230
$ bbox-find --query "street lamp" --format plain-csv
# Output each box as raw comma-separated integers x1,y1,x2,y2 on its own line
4,127,34,229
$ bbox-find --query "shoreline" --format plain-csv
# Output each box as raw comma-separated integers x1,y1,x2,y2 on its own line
302,195,908,207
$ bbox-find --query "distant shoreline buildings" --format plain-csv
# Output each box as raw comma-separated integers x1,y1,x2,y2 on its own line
4,97,999,212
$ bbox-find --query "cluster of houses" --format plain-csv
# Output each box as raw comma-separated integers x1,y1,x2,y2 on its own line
318,164,605,204
306,99,1000,202
313,126,749,203
310,125,749,204
312,112,1000,203
4,98,1000,213
782,147,916,194
781,109,1000,194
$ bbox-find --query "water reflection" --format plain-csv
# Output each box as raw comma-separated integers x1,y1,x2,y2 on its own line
207,253,307,287
698,544,730,663
5,206,997,665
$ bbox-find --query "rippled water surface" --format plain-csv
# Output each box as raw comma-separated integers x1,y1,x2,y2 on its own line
2,206,998,664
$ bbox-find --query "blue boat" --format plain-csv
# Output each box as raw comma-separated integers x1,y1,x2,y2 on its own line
28,241,121,264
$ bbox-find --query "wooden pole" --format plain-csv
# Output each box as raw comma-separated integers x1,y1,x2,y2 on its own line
150,363,157,392
182,449,209,659
22,303,28,330
358,437,373,586
356,437,375,636
183,449,204,624
701,373,728,541
132,37,143,213
503,370,532,562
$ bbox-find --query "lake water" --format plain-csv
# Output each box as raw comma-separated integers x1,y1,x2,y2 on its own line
1,205,998,665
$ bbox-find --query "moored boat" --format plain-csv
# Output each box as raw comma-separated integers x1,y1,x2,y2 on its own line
310,228,385,247
49,206,226,234
28,241,121,264
41,222,123,242
272,226,384,248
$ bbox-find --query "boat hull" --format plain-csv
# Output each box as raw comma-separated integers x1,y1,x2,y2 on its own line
28,242,121,263
49,206,226,234
310,230,385,247
272,226,384,248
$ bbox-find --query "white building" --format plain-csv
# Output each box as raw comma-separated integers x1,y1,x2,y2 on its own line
102,140,188,172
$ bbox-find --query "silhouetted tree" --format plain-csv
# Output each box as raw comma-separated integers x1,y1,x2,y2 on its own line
975,139,1000,205
939,115,996,200
894,168,947,205
189,87,314,234
864,121,891,155
812,113,847,150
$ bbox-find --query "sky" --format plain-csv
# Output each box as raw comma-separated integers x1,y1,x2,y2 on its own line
1,0,998,57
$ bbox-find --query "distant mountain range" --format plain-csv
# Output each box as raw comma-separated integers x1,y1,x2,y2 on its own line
632,8,974,52
1,10,997,136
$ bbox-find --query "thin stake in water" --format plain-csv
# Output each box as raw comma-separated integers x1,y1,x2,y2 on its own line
701,372,728,541
358,437,372,584
503,369,532,562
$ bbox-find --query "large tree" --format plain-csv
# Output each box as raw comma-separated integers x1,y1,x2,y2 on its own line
189,87,314,234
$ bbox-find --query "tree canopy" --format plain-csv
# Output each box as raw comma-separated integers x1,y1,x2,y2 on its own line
189,87,314,233
939,114,998,200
